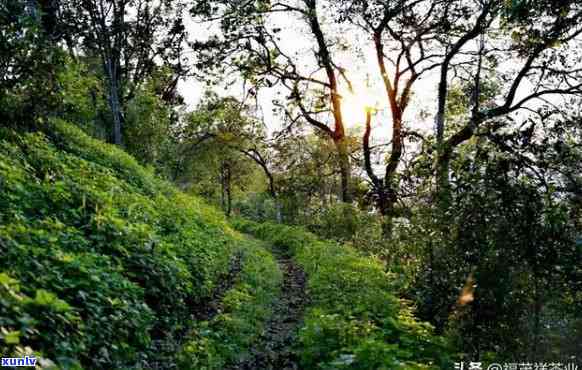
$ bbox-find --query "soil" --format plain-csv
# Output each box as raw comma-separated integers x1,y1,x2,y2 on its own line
227,247,309,370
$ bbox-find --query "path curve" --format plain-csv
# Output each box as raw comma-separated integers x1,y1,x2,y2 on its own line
228,247,308,370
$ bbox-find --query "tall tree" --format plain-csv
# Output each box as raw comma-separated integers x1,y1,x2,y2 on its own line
340,0,582,224
63,0,188,144
428,0,582,204
190,0,355,202
338,0,442,233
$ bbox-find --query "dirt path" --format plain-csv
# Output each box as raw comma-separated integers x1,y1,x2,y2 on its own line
141,251,244,369
192,250,244,321
228,248,308,370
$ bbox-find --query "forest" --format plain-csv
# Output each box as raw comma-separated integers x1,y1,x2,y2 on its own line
1,0,581,369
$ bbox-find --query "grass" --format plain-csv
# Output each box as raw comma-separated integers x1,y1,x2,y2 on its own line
232,219,452,369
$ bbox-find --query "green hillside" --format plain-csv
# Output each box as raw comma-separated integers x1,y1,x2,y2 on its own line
0,121,448,369
0,120,251,368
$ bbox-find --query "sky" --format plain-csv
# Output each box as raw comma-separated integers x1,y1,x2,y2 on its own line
178,6,441,148
176,1,567,150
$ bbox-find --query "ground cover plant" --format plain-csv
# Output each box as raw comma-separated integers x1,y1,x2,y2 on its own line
0,120,240,368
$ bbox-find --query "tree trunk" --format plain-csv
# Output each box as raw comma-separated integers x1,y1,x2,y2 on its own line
434,23,487,209
363,109,395,237
334,137,352,203
220,161,231,215
380,214,394,239
304,0,350,203
220,164,226,213
436,149,452,209
434,57,451,207
225,163,232,216
275,201,282,223
378,190,396,238
105,60,123,146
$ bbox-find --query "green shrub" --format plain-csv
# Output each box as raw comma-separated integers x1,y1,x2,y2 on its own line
233,192,281,222
231,219,452,369
0,120,240,368
307,203,362,242
0,272,81,368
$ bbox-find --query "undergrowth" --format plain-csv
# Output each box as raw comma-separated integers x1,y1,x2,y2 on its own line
178,238,281,369
0,119,239,368
232,219,452,370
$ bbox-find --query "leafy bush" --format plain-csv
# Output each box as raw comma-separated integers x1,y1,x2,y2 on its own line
233,192,281,222
307,203,363,242
232,219,452,369
0,120,240,368
178,239,281,369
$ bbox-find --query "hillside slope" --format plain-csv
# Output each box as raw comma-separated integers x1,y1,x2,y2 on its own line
0,120,450,369
0,120,250,368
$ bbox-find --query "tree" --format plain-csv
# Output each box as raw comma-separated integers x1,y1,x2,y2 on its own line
190,0,356,202
338,0,582,229
123,67,177,170
338,0,442,234
0,0,67,125
176,93,271,216
62,0,189,144
427,0,582,205
270,132,353,223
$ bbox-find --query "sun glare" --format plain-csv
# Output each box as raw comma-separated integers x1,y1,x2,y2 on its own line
341,90,377,128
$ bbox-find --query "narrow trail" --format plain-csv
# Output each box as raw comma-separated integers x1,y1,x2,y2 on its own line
141,251,244,370
228,247,308,370
192,250,244,321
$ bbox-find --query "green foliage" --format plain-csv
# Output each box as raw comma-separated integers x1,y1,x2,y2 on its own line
233,192,281,221
232,219,452,369
0,273,55,363
307,203,361,241
0,120,240,367
266,133,365,224
55,57,107,136
0,1,64,126
306,203,382,244
124,72,178,172
401,138,582,361
176,93,268,211
178,239,282,369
